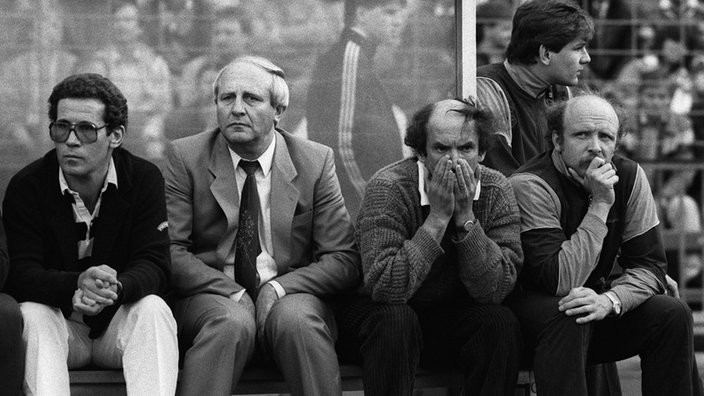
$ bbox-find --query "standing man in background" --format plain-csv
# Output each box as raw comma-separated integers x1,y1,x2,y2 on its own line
306,0,408,219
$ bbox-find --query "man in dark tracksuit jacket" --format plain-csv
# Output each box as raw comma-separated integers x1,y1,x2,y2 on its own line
508,94,702,396
306,0,406,219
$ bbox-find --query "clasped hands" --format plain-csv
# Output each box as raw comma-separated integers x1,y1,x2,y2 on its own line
72,264,121,316
425,156,480,228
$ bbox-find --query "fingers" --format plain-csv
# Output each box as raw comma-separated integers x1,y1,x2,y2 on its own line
452,159,478,201
72,289,104,316
89,266,118,284
83,288,116,306
666,274,680,298
568,167,585,186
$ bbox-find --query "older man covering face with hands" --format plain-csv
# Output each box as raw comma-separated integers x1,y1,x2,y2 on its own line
338,98,523,396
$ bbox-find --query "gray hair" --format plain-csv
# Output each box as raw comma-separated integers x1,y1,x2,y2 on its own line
212,55,289,113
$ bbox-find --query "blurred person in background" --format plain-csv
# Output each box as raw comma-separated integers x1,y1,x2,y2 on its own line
583,0,634,81
306,0,408,220
166,6,251,140
385,0,455,118
78,0,173,165
621,69,701,241
238,0,344,130
0,2,77,158
617,26,694,115
476,0,514,67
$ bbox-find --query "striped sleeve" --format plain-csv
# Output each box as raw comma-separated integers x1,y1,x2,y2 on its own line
337,41,367,197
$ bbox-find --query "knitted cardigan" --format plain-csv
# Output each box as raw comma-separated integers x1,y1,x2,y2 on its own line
355,158,523,305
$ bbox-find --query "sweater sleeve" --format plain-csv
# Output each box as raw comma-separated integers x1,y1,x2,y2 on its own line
355,177,444,304
453,175,522,304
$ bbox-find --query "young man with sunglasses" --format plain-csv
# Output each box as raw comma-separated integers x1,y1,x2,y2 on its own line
2,73,178,396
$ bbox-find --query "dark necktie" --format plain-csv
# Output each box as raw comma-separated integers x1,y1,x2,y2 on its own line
234,160,261,296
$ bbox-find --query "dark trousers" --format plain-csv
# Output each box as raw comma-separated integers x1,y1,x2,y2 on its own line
0,293,24,396
338,296,521,396
508,291,703,396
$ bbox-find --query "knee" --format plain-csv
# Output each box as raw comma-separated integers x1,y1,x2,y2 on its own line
474,305,522,343
127,295,177,329
363,303,418,337
204,302,256,344
266,294,334,344
649,295,693,331
20,301,60,329
268,295,319,334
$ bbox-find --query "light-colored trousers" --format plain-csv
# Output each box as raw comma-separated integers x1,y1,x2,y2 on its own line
21,294,178,396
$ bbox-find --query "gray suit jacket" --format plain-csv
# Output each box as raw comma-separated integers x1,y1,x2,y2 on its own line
165,128,360,298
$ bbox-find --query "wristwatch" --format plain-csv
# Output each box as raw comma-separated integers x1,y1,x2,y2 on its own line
604,291,621,316
462,219,475,232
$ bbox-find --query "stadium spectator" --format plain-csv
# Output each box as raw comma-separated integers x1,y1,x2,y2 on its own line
306,0,408,219
78,0,173,164
0,4,77,158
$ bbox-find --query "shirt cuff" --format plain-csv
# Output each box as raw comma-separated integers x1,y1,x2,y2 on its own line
269,280,286,299
230,289,246,302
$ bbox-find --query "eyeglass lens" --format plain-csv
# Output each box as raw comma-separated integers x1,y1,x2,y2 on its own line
49,122,100,143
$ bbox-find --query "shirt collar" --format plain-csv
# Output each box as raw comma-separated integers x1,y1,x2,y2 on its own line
417,160,481,207
59,157,118,195
504,59,552,99
228,134,276,177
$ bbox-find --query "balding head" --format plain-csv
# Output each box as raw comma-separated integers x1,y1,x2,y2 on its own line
550,94,620,177
548,94,623,141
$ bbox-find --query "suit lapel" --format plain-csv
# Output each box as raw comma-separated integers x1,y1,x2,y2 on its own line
209,132,240,264
271,132,298,271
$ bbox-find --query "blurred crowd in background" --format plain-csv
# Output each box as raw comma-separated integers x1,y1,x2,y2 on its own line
1,0,704,285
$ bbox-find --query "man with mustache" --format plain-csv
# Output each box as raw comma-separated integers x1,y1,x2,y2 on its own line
508,94,703,396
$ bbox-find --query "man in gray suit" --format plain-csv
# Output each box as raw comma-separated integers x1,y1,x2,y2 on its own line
165,55,361,396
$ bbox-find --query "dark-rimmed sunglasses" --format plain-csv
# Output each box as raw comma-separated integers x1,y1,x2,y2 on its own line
49,121,109,144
